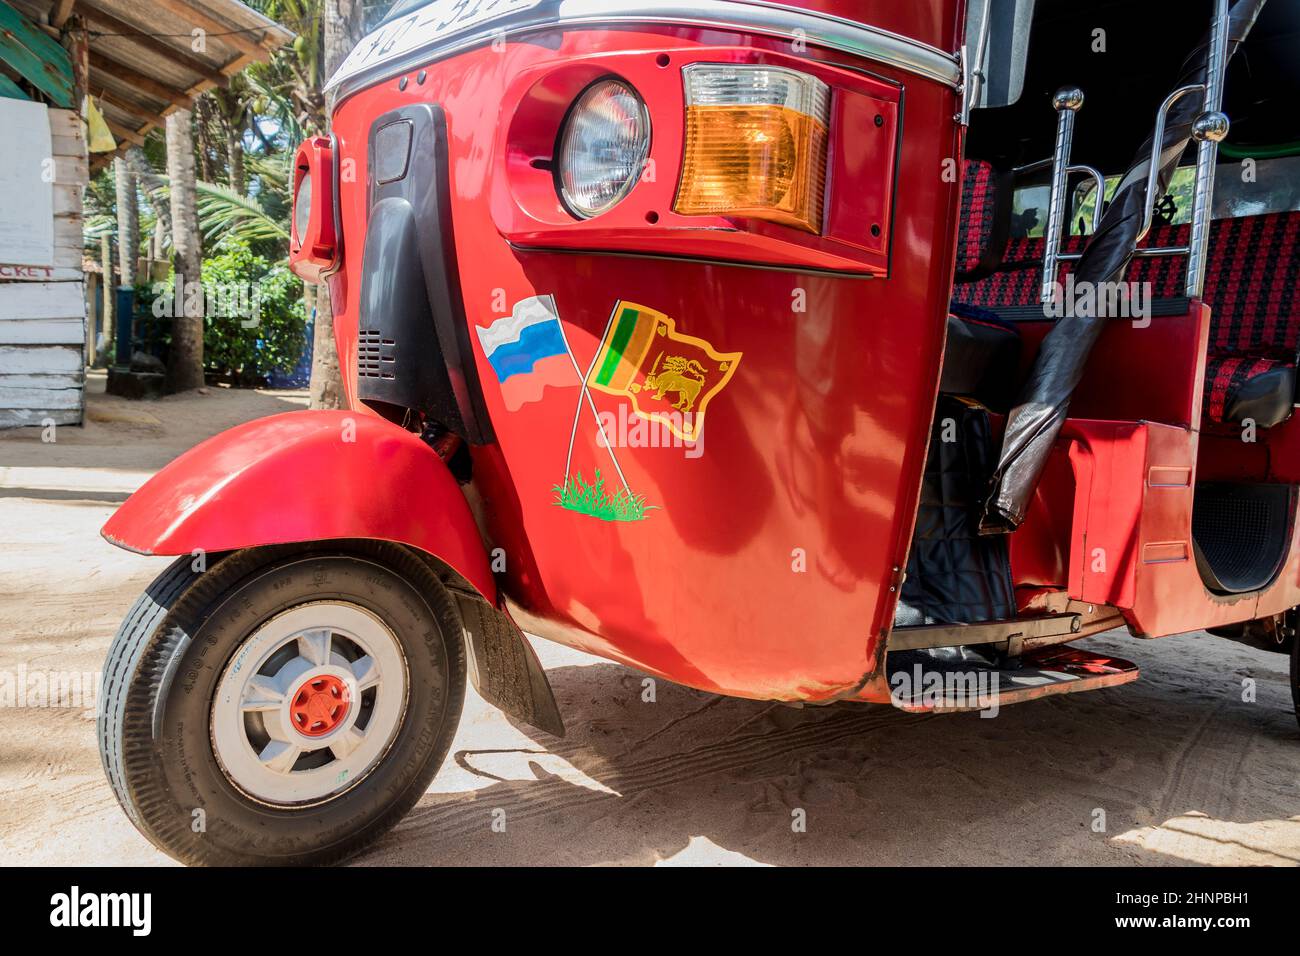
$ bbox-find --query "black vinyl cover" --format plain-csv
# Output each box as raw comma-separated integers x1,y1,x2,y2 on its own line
1222,363,1295,427
895,397,1016,627
979,0,1268,534
941,305,1021,412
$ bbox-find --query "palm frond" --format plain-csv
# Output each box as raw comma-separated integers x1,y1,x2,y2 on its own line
194,179,290,243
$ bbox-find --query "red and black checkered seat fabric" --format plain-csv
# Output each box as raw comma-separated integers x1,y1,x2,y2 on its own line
952,212,1300,424
954,160,1008,279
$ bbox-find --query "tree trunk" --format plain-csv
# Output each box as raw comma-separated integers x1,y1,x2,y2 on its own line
165,108,205,392
225,123,246,195
308,0,366,410
125,146,171,241
60,16,89,112
322,0,365,83
194,95,214,183
113,156,139,288
100,233,114,363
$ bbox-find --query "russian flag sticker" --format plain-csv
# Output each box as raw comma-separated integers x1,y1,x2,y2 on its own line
475,295,578,410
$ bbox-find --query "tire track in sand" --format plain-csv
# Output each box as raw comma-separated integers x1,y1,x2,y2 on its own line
388,707,936,846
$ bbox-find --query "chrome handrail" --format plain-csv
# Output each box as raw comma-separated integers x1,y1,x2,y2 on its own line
1186,0,1232,298
1040,86,1084,303
1039,1,1234,299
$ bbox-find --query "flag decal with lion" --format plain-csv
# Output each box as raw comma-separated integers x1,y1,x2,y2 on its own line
587,301,741,443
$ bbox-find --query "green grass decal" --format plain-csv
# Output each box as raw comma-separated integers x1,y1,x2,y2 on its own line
553,470,656,522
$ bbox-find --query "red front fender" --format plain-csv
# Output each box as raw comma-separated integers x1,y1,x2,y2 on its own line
101,410,495,600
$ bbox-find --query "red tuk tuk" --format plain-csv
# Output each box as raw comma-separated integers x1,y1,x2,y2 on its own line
97,0,1300,865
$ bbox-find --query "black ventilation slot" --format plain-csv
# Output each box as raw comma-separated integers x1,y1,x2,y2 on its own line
357,330,396,380
1192,482,1293,594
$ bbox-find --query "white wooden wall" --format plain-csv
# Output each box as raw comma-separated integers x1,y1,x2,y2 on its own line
0,107,88,428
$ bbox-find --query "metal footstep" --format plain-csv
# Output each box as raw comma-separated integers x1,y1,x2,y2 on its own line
887,646,1139,714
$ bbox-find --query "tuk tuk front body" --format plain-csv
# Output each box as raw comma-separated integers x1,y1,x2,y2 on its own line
91,0,1300,867
318,1,968,704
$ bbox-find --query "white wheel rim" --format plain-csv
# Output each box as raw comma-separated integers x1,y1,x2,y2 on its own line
211,602,409,807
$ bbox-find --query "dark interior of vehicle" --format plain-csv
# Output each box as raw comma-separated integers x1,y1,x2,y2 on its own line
967,0,1300,170
896,0,1300,634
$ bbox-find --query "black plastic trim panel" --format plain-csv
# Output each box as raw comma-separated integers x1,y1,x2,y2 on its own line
359,103,494,444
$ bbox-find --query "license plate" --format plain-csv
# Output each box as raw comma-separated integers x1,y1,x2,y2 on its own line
330,0,544,89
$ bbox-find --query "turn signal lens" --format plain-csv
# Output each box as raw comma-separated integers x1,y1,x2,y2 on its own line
674,64,830,234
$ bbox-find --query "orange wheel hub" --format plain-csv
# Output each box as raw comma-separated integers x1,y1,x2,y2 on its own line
290,675,350,737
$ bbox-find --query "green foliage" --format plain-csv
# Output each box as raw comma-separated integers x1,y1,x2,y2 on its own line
86,2,404,382
553,470,656,522
200,236,306,384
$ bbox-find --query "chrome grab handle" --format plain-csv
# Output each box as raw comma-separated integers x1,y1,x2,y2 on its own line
1041,86,1084,304
1138,83,1206,242
1059,244,1191,263
1011,157,1106,236
1070,164,1106,235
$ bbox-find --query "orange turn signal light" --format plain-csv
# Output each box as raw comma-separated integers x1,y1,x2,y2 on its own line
674,64,830,234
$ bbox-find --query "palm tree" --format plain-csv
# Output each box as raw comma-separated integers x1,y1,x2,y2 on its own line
195,179,290,243
166,109,206,392
208,75,263,196
113,157,139,288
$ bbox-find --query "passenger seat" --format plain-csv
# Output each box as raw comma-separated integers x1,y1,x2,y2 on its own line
944,160,1021,413
951,163,1300,429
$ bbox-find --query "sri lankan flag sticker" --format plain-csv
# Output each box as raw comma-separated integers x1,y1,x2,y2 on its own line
588,301,741,443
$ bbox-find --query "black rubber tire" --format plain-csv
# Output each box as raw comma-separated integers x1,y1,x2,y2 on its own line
98,541,466,866
1291,624,1299,733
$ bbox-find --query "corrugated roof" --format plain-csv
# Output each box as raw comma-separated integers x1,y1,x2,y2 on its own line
9,0,294,168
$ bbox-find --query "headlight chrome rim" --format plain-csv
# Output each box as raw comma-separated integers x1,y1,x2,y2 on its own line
556,77,651,220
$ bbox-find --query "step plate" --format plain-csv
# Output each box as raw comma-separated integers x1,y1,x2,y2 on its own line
888,646,1139,714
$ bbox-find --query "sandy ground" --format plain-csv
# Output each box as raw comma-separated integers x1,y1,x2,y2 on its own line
0,372,1296,867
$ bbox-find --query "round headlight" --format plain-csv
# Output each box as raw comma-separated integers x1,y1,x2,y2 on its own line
293,170,313,244
557,79,650,219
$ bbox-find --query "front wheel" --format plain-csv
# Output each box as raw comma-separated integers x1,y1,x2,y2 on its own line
98,542,466,866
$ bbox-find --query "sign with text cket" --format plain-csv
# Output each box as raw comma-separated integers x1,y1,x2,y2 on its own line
0,98,54,267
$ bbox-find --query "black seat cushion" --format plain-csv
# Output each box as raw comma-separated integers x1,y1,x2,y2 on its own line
1205,353,1295,427
941,303,1021,413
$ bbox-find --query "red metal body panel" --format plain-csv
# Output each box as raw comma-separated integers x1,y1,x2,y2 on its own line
1056,411,1300,636
326,13,963,702
1001,299,1300,634
780,0,962,52
100,411,496,600
1007,303,1209,428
